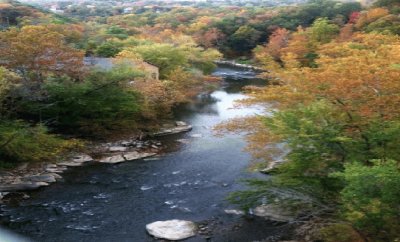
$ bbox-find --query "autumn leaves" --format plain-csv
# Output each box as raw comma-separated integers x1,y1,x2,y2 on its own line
232,10,400,241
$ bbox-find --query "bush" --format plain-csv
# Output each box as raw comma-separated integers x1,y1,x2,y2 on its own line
318,223,364,242
0,120,79,168
334,161,400,241
18,66,142,137
96,41,123,57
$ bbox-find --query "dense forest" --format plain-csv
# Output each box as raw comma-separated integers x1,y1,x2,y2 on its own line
0,0,400,241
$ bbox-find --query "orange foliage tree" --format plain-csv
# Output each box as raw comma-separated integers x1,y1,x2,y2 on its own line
0,25,84,81
254,28,290,64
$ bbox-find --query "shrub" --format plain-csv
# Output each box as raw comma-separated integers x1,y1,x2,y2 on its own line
18,66,142,137
0,120,80,168
333,161,400,241
318,223,364,242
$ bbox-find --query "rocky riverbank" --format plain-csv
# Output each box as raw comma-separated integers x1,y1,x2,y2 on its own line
0,121,192,203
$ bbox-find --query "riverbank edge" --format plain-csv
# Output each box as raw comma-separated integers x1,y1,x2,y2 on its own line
0,63,224,201
0,121,192,202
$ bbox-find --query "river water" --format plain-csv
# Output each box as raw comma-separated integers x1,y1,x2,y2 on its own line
0,66,293,241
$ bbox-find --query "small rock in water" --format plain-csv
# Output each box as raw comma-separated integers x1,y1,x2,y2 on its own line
120,141,133,147
45,168,65,173
224,209,245,215
175,121,187,126
190,134,203,138
47,173,62,180
0,192,10,200
146,220,197,241
108,146,128,152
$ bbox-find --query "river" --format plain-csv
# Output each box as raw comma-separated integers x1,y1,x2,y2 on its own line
0,66,293,242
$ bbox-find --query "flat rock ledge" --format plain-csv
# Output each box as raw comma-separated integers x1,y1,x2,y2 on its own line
57,154,93,167
99,152,156,164
253,204,296,222
152,121,192,137
146,220,197,241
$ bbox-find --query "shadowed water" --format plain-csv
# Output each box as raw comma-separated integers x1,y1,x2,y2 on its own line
0,66,293,242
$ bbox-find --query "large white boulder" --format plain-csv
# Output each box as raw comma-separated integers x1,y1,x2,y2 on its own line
146,220,196,240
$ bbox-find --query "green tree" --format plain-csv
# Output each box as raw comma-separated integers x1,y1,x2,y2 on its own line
309,18,340,44
0,67,20,116
96,41,123,57
334,161,400,241
106,25,129,40
229,25,262,53
131,44,188,78
0,120,79,167
18,66,142,136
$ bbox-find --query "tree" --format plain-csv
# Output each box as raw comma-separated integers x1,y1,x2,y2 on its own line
18,66,142,136
338,24,355,42
130,43,188,78
309,18,340,44
195,28,226,48
106,25,129,40
355,8,389,29
0,120,79,167
364,14,400,35
254,28,290,63
95,41,123,57
0,25,84,81
229,25,262,53
0,67,21,116
334,161,400,240
280,26,315,67
227,31,400,241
